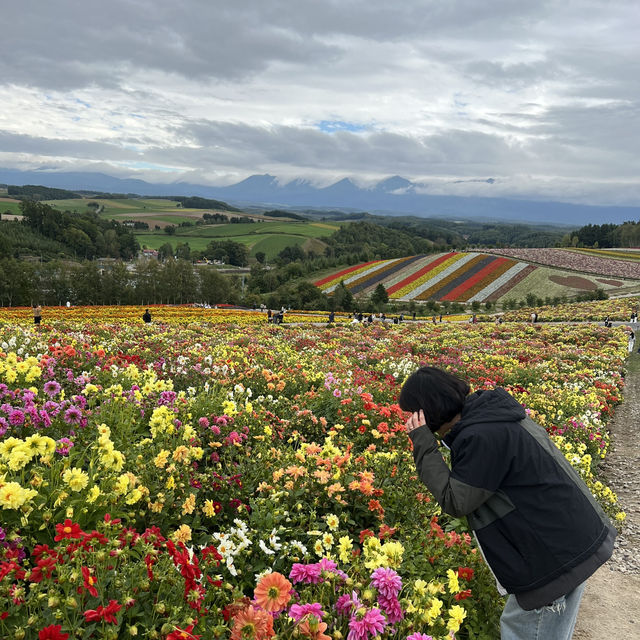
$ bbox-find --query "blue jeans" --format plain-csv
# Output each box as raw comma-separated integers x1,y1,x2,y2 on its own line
500,582,586,639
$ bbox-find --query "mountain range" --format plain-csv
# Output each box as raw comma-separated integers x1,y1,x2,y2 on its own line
1,167,639,226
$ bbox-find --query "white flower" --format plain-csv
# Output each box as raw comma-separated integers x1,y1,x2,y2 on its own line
259,540,275,555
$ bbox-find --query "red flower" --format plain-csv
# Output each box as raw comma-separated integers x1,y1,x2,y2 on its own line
457,566,474,581
359,529,375,544
54,519,85,541
455,589,473,601
30,556,57,583
39,625,69,640
82,566,98,597
83,599,122,624
166,624,202,639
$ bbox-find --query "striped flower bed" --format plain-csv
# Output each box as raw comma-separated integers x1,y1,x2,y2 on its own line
315,253,544,303
380,254,449,290
317,260,389,292
484,264,538,302
440,256,514,302
348,255,424,295
388,252,464,298
314,259,384,289
397,253,477,300
467,262,530,303
412,254,488,301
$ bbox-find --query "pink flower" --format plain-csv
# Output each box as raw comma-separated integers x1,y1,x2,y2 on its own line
347,607,387,640
378,595,403,624
289,563,323,584
406,634,434,640
370,567,402,599
333,389,342,397
289,602,326,621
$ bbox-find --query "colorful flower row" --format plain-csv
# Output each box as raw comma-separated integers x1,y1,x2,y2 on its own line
0,312,629,638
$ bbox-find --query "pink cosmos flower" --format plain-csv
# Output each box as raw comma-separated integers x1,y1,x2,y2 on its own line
406,634,434,640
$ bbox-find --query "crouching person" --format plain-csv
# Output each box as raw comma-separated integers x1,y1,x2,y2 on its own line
399,366,616,640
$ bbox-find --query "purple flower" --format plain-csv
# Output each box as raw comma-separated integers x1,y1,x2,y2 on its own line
198,417,210,428
64,406,82,424
288,603,326,622
370,567,402,599
0,417,8,437
406,635,434,640
8,409,25,426
347,607,387,640
289,563,323,584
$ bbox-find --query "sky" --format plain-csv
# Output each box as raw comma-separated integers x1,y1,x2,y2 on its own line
1,0,639,206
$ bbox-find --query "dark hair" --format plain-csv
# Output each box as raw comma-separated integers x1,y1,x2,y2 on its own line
398,366,470,432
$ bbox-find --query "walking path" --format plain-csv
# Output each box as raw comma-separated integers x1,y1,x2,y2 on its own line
573,351,640,638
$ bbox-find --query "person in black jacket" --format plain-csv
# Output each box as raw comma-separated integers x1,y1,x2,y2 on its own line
142,309,152,323
399,366,616,640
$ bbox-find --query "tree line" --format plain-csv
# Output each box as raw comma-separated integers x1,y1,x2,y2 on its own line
0,257,237,307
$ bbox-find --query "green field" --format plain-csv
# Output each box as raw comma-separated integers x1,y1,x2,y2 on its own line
136,230,328,259
0,201,23,215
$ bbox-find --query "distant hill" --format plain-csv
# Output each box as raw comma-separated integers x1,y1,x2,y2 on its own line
2,167,640,225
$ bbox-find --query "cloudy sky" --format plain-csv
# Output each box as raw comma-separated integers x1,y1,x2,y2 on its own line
1,0,638,205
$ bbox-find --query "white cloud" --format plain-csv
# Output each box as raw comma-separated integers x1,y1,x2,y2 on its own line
0,0,638,206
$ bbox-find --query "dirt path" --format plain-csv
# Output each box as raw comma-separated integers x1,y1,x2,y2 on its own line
573,351,640,639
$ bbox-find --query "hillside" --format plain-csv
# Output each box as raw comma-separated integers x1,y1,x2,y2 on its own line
315,250,640,305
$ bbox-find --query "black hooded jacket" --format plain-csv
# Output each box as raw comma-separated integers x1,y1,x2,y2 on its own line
409,387,616,609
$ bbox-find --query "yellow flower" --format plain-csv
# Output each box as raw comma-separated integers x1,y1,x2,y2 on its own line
6,446,33,471
0,482,37,509
154,450,170,468
86,486,101,503
125,488,143,505
172,524,192,543
172,446,190,463
114,474,130,495
203,499,217,517
447,568,460,594
447,604,467,632
338,535,353,563
325,513,340,531
166,476,175,490
181,493,196,515
62,468,89,492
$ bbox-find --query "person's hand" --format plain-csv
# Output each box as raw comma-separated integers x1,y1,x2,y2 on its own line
405,410,427,433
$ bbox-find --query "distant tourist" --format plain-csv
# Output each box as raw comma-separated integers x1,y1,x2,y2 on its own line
33,304,42,326
142,308,152,323
328,310,335,323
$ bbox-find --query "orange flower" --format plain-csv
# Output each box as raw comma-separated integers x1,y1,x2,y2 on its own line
230,605,275,640
253,572,292,613
298,616,331,640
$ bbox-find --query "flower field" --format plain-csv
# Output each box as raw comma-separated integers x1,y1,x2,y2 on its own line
313,252,640,303
482,248,640,279
494,296,640,323
0,312,629,639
